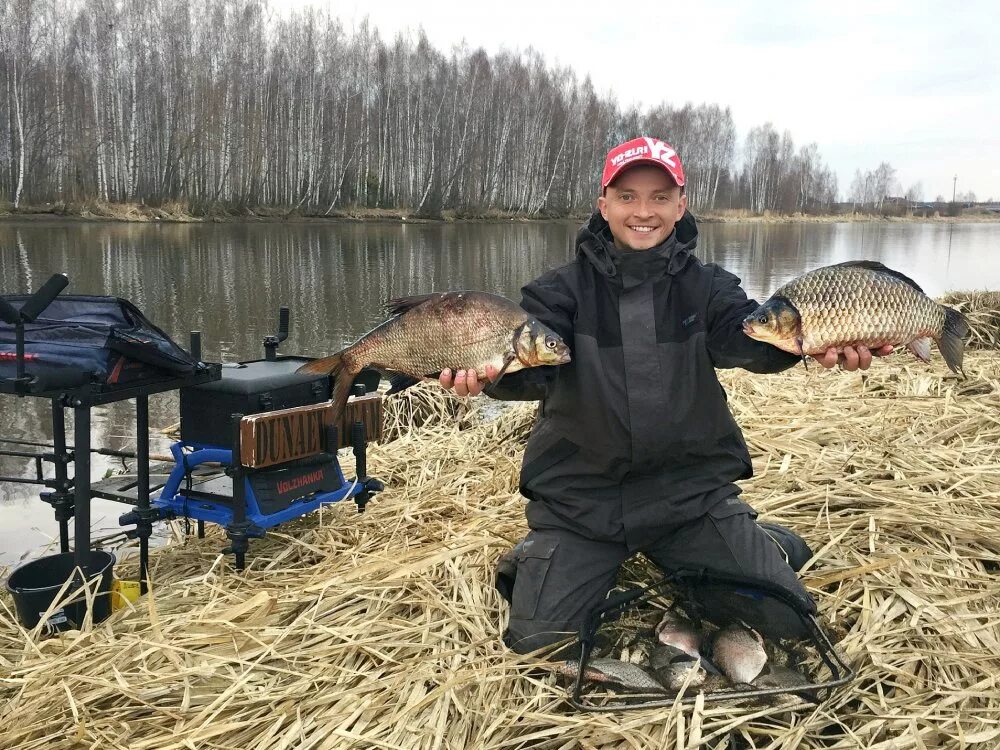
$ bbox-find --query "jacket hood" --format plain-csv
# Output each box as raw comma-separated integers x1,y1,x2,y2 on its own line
575,210,699,282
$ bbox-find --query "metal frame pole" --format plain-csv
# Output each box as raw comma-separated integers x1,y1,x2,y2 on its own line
51,400,72,552
72,404,91,571
226,413,249,570
136,395,150,594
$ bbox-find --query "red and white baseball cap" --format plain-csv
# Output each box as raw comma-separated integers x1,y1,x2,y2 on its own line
601,136,685,189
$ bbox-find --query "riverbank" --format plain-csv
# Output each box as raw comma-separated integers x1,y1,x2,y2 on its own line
2,201,998,224
698,209,1000,224
0,201,580,224
1,294,998,749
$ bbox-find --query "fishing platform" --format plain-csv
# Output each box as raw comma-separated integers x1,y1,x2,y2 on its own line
1,274,383,631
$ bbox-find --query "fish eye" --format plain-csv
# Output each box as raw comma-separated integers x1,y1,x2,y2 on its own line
757,315,768,324
545,338,557,349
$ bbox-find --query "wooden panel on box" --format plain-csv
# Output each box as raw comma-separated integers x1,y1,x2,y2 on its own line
238,395,383,468
339,394,383,448
239,402,334,469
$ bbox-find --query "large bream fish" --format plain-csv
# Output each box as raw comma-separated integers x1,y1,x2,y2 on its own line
743,261,968,374
298,291,571,416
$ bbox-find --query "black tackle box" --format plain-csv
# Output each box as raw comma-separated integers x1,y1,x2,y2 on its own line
179,356,379,446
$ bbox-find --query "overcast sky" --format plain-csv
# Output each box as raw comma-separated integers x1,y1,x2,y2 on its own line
275,0,998,201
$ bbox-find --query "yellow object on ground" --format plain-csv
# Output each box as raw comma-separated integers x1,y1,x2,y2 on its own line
111,579,141,611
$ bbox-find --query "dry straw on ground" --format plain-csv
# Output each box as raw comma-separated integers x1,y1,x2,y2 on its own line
2,296,999,749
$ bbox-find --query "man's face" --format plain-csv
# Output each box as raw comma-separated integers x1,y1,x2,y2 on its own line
598,165,687,251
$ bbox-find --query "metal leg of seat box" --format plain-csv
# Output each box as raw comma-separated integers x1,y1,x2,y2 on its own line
136,395,151,593
48,400,74,553
72,401,91,573
224,412,251,571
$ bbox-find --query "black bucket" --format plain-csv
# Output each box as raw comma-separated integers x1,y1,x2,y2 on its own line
6,550,116,631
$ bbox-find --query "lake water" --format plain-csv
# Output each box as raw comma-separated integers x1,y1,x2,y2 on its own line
2,217,999,565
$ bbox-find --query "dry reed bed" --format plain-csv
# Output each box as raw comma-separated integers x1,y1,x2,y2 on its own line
2,341,1000,747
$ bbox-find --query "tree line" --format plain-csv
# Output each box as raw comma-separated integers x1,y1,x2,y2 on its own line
1,0,848,216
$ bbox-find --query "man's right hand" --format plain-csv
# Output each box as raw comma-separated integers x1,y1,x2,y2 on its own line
439,365,500,397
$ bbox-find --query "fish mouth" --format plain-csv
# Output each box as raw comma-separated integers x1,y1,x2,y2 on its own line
741,319,755,336
556,346,572,364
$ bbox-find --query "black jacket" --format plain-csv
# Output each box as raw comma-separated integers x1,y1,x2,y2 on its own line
490,210,800,550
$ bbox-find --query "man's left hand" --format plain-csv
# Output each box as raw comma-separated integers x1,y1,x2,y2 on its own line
815,344,894,371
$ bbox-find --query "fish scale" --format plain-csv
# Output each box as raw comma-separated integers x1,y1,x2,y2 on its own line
787,266,943,351
298,290,571,420
744,261,967,375
356,300,515,376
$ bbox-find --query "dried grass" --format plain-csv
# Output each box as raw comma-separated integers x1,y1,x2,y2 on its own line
2,318,1000,748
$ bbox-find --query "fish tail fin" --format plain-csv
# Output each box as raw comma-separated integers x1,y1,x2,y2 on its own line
297,352,345,377
330,366,354,423
297,351,355,419
939,306,969,377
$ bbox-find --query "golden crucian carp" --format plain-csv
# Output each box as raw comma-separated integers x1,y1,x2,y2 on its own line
742,261,969,374
298,291,572,417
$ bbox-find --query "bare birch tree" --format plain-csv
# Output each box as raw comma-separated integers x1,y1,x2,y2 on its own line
0,0,850,216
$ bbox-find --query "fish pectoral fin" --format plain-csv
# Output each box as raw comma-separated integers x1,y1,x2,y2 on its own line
482,353,517,397
385,372,422,395
795,337,809,370
907,337,932,363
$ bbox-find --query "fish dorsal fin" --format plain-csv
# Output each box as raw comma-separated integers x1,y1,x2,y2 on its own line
383,291,489,316
384,293,443,317
830,261,924,293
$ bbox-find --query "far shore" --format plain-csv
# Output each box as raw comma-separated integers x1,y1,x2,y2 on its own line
1,202,998,225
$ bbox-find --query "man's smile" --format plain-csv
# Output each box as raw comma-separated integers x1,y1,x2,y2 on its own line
598,163,687,251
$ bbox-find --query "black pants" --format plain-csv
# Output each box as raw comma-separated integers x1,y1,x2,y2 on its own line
496,498,815,654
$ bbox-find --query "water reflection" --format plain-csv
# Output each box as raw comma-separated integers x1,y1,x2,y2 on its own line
1,218,999,564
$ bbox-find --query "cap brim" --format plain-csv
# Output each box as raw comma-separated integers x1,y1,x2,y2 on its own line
602,158,685,188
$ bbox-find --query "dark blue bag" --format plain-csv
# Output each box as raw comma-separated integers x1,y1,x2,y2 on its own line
0,295,196,390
